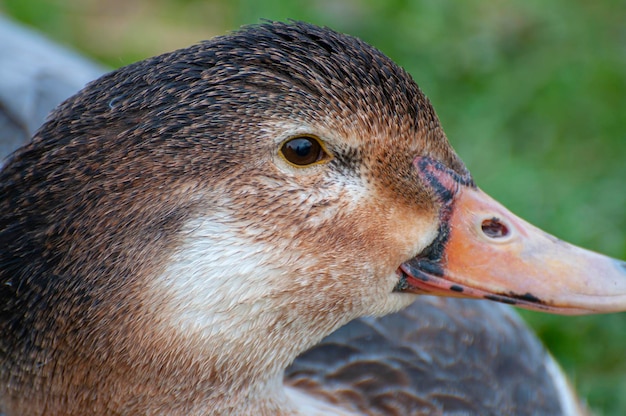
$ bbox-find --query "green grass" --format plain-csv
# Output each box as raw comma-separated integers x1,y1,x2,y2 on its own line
2,0,625,413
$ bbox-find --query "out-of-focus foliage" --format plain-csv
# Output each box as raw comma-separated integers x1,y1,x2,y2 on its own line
1,0,625,413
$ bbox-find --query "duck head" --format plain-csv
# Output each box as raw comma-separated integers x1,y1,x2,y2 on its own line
1,21,624,415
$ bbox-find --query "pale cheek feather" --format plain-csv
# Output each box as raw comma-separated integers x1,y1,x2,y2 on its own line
151,215,304,339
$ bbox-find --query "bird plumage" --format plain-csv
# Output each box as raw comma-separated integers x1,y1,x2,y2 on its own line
1,21,622,415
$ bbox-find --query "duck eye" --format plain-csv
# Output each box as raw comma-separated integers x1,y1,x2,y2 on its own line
279,136,328,166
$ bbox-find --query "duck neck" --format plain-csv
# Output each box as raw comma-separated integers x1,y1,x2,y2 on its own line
131,297,347,415
132,214,360,414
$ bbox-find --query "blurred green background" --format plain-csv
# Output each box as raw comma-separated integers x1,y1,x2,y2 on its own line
1,0,624,413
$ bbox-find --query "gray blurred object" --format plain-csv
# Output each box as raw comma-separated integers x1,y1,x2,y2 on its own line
0,16,104,163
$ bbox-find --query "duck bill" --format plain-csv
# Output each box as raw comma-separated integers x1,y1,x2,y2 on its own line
399,157,626,315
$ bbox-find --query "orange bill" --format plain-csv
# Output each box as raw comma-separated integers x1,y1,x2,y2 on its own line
398,157,626,315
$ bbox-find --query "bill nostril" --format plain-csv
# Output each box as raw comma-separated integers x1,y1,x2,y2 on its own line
481,217,509,239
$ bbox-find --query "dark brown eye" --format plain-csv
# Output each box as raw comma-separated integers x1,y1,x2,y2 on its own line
280,136,328,166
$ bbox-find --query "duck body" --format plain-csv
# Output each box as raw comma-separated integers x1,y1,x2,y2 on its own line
286,297,576,415
0,21,624,415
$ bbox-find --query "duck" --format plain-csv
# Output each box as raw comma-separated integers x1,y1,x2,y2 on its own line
1,21,625,416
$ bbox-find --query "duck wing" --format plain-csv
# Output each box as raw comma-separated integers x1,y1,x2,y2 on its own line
286,297,583,415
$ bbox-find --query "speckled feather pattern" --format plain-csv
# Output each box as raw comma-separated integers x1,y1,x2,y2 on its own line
0,21,578,415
